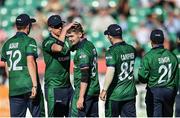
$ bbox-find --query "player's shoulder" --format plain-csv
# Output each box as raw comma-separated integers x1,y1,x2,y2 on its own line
85,39,95,48
164,48,176,57
172,48,180,54
1,35,16,47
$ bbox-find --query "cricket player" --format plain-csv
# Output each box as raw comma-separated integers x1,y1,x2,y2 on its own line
99,24,137,117
138,29,178,117
66,23,100,117
42,15,74,117
1,14,45,117
173,32,180,117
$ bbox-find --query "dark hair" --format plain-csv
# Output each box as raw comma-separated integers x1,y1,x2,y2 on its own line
67,23,84,35
16,25,27,30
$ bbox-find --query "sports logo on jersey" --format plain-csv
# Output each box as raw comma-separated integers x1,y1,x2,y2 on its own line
106,56,112,60
177,55,180,59
58,56,70,61
79,54,87,59
44,40,52,47
29,44,37,48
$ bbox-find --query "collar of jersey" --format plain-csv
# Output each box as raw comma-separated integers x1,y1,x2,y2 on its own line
16,32,27,36
50,33,58,40
111,41,126,48
77,38,87,48
152,44,164,49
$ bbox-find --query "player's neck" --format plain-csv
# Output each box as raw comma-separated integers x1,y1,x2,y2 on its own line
152,43,163,48
112,39,123,45
17,29,28,34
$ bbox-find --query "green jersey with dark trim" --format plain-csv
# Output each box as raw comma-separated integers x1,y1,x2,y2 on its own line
73,39,100,96
1,32,39,96
105,41,137,101
42,34,71,88
172,48,180,87
139,46,178,89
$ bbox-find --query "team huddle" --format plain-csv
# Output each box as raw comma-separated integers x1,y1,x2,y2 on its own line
1,13,180,117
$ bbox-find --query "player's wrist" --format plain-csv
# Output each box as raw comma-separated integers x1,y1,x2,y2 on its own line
102,89,107,92
32,86,37,89
56,40,64,46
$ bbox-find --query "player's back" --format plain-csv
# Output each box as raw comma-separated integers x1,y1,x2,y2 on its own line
1,32,37,96
106,42,136,101
144,46,178,89
172,48,180,87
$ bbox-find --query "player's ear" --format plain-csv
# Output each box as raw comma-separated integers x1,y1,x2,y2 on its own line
48,27,52,32
108,35,112,39
78,32,83,38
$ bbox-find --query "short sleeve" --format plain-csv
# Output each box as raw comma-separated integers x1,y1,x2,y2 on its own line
1,44,7,62
42,38,55,52
26,39,38,58
138,57,150,81
105,50,116,67
60,39,72,55
78,51,89,68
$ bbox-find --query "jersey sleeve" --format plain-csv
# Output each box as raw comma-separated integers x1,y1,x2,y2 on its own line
26,39,38,58
78,50,89,68
138,56,150,82
1,44,7,62
105,50,116,67
60,39,72,55
42,38,55,52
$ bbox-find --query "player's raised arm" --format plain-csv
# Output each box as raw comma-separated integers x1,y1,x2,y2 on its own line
44,15,74,53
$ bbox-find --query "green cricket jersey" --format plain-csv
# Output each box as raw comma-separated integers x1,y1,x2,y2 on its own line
1,32,39,96
105,41,137,101
138,46,178,89
42,34,71,88
173,48,180,87
73,39,100,96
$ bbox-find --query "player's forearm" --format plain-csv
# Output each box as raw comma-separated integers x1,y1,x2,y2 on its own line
27,57,37,87
79,68,89,98
5,62,9,77
51,43,63,52
59,22,74,41
103,67,115,91
79,82,88,98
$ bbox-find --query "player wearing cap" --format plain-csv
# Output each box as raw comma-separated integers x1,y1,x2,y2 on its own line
138,29,178,117
66,23,100,117
172,32,180,117
42,15,74,117
99,24,137,117
1,14,45,117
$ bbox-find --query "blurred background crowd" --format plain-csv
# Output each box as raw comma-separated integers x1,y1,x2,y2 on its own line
0,0,180,84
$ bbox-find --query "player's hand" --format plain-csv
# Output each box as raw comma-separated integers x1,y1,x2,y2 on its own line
99,89,107,101
30,86,37,99
61,22,75,33
77,97,84,110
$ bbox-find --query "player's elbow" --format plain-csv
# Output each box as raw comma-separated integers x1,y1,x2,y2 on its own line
51,44,63,52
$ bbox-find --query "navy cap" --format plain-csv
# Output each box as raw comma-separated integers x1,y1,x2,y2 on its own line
16,14,36,26
47,15,65,28
150,29,164,44
104,24,122,38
